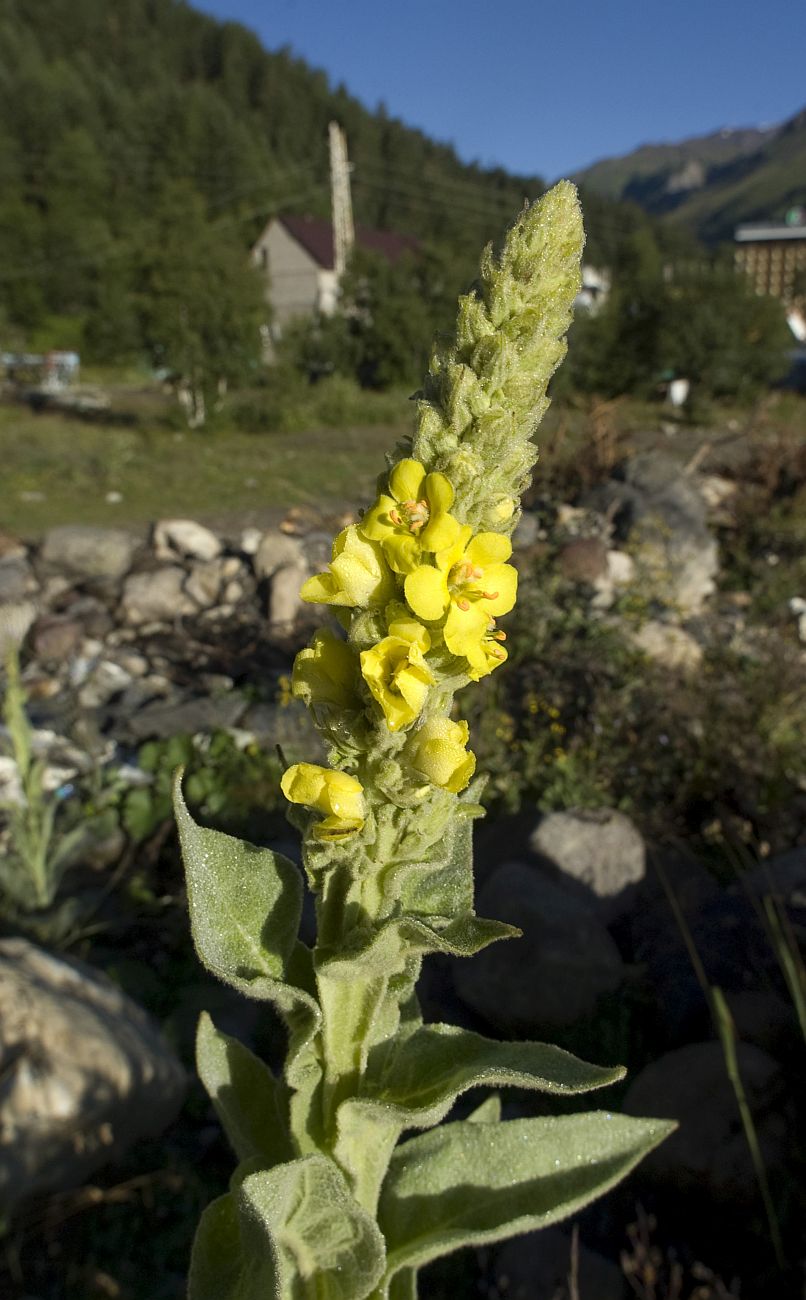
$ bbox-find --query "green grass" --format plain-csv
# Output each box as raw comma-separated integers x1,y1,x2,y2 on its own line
0,404,409,536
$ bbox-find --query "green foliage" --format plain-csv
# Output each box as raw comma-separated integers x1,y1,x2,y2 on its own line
469,559,806,852
0,650,86,913
561,236,791,402
119,731,284,843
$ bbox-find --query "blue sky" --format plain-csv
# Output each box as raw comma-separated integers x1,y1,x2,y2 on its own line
193,0,805,180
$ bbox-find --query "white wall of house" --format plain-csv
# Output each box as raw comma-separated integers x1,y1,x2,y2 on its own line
251,221,339,331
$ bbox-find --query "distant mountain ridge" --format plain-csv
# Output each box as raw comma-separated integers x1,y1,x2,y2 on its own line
574,108,806,242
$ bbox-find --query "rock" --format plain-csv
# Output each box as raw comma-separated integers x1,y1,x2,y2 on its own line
31,616,83,663
253,530,305,581
240,699,326,762
239,526,263,556
629,620,703,672
512,511,540,549
125,692,247,740
301,530,335,574
493,1227,623,1300
585,454,718,615
623,1041,785,1201
152,518,221,562
40,526,138,581
0,531,26,561
184,557,227,608
120,567,196,624
60,594,115,640
268,562,308,628
606,549,635,587
77,659,134,710
0,558,34,603
698,473,737,512
452,863,624,1034
529,807,645,922
557,537,609,584
739,844,806,905
0,938,186,1211
0,601,37,656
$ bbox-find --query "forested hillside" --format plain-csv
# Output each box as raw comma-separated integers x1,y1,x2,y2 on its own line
575,106,806,243
0,0,686,361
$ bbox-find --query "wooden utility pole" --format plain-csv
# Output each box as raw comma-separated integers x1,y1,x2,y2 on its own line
329,121,355,281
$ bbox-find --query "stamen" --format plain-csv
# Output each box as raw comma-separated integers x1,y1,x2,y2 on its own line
457,598,471,611
389,508,403,525
493,630,507,642
482,590,499,602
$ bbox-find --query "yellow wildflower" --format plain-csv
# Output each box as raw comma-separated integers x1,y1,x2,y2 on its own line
280,763,365,841
361,458,461,573
360,616,435,732
292,629,357,711
465,625,508,681
403,526,518,663
406,717,476,793
301,525,394,609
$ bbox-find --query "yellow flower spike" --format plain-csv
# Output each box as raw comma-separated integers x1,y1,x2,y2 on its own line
301,525,394,609
403,527,518,664
361,458,461,573
292,630,357,711
406,717,476,793
360,619,435,732
280,762,365,840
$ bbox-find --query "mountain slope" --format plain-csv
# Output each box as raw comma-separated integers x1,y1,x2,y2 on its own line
575,108,806,242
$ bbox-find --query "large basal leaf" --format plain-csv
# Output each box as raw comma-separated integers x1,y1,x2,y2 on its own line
379,1111,676,1279
240,1156,386,1300
196,1012,294,1170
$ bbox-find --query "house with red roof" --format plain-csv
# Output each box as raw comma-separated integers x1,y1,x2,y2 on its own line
251,214,418,333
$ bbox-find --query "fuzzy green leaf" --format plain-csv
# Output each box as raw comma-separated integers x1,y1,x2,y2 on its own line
175,771,302,987
333,1027,622,1209
187,1193,262,1300
196,1012,294,1169
175,773,321,1099
240,1156,386,1300
365,1023,624,1125
379,1111,675,1278
318,913,517,981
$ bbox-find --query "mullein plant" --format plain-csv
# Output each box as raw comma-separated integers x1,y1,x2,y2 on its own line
175,181,674,1300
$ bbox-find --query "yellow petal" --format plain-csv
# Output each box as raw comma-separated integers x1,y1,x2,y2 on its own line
360,494,398,541
405,566,450,622
389,458,426,503
280,763,326,807
419,509,461,553
383,533,421,574
436,524,473,572
466,532,512,567
313,815,364,842
300,572,348,606
387,615,431,652
424,472,454,513
479,562,518,616
443,602,489,657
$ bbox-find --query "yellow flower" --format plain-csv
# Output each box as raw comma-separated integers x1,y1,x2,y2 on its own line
292,630,357,711
465,626,508,681
361,458,461,573
406,717,476,793
360,616,435,731
403,527,518,663
301,525,394,609
280,763,365,841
